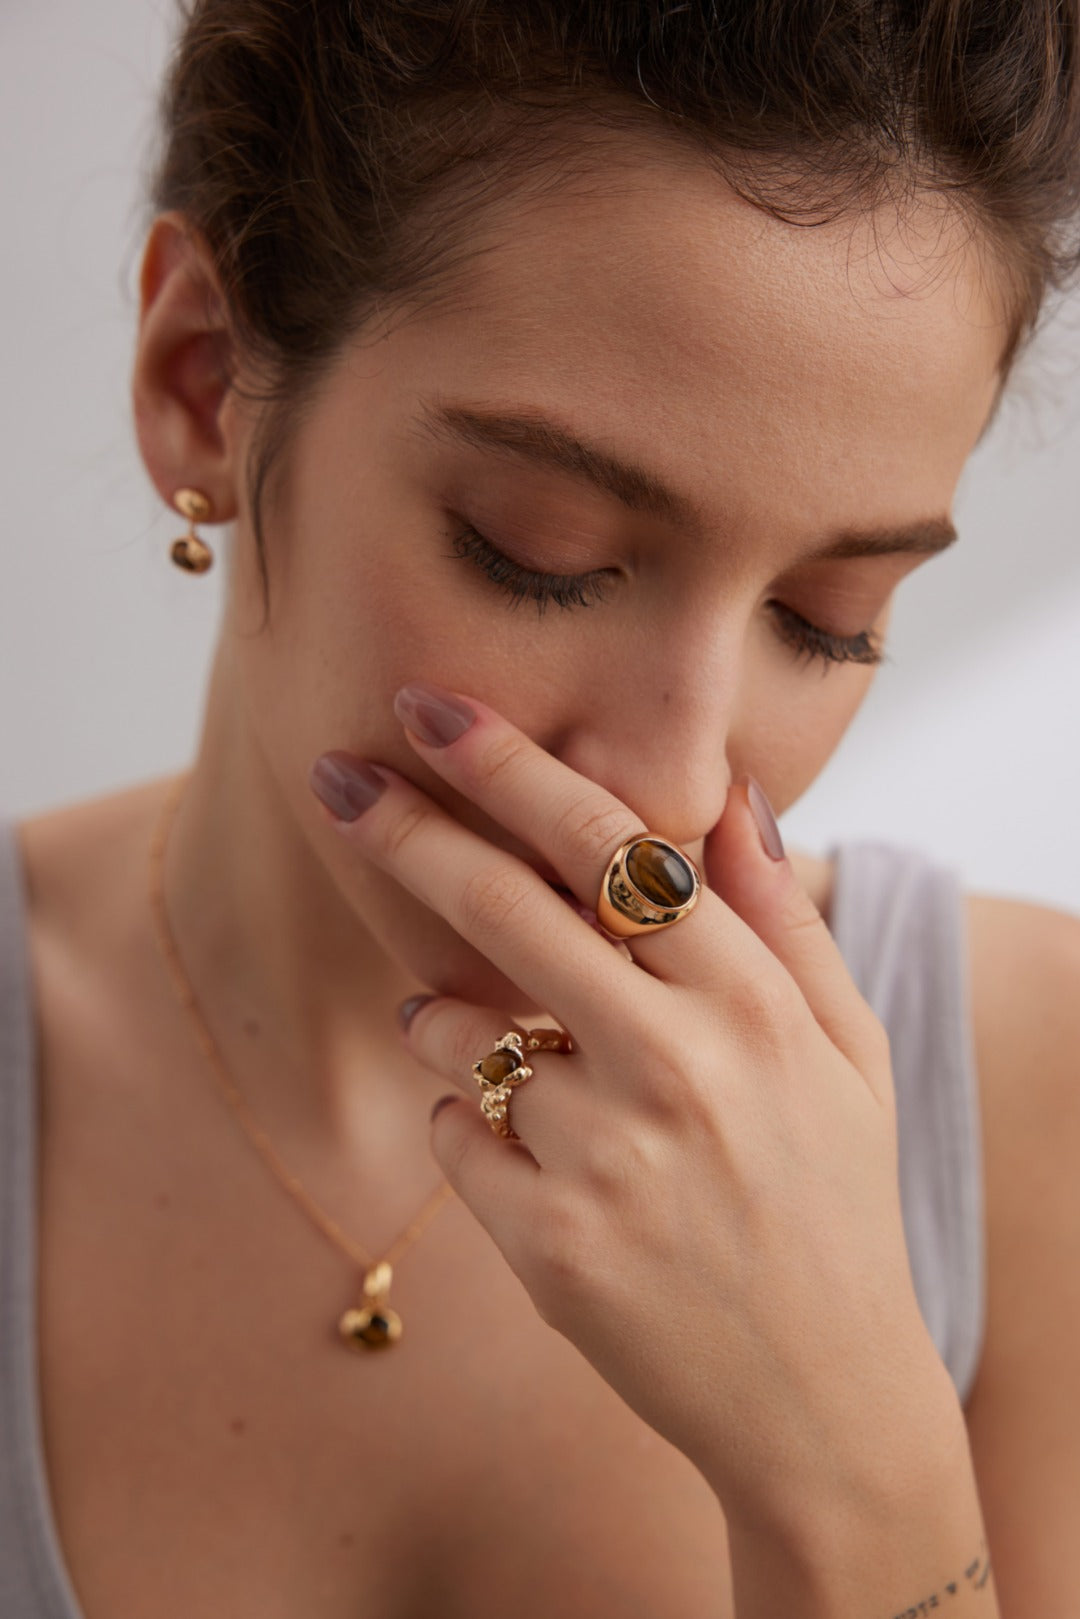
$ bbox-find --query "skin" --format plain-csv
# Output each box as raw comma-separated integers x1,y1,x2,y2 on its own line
130,130,1006,1536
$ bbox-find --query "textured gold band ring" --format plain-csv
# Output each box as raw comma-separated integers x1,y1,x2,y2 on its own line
473,1028,574,1139
595,835,702,938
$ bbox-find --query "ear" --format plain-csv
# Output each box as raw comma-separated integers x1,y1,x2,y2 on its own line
130,210,242,523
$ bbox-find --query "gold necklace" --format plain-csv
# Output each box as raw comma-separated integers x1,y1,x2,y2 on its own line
146,770,456,1351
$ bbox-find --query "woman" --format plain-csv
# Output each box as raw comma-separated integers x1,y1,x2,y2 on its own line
1,1,1078,1613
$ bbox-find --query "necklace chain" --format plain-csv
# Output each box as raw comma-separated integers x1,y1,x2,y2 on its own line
146,770,456,1348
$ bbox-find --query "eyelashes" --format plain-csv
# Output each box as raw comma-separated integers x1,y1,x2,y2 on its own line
766,600,887,672
447,523,887,671
447,525,614,612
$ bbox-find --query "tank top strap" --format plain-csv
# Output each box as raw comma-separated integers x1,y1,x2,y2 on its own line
0,813,86,1618
825,839,986,1405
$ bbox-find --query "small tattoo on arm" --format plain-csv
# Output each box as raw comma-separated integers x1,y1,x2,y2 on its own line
889,1540,993,1617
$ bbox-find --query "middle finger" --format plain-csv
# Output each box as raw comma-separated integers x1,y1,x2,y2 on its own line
392,681,782,994
314,747,648,1045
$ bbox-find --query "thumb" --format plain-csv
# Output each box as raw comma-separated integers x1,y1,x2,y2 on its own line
703,775,888,1084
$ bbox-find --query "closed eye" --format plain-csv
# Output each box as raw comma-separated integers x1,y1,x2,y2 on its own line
447,524,614,612
446,523,889,671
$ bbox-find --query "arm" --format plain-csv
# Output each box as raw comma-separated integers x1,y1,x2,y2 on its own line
724,1414,998,1618
336,693,1074,1613
961,896,1080,1611
725,895,1080,1618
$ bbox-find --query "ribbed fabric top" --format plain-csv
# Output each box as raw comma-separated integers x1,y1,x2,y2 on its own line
0,816,985,1617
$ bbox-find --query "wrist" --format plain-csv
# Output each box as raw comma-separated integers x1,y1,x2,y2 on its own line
716,1344,969,1551
719,1373,992,1619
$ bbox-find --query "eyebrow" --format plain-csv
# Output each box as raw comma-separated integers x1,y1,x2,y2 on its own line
415,399,959,560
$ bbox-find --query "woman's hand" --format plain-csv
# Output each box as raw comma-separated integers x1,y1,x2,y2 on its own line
309,679,964,1539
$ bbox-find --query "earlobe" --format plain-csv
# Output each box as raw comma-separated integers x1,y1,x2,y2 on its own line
131,211,240,522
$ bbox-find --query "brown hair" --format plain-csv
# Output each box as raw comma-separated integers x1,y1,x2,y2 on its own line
145,0,1080,628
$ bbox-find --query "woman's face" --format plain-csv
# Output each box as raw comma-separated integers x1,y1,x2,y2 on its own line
212,145,1004,1012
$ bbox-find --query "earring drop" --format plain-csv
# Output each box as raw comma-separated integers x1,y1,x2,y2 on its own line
169,488,214,573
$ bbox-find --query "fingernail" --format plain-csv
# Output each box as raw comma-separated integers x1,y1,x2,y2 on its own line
745,774,785,861
309,753,387,821
431,1095,458,1122
398,993,437,1033
394,681,475,747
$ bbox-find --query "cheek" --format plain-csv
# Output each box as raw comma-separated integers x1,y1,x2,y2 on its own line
750,661,878,815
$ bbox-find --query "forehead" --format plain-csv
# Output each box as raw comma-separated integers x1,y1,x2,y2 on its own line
371,139,1005,543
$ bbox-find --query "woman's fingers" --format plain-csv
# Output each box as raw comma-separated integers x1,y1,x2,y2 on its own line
311,747,645,1044
401,993,582,1166
390,682,892,1088
391,681,792,999
704,782,895,1093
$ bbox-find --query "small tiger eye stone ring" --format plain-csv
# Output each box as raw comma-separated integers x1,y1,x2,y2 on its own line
473,1028,574,1139
595,835,702,938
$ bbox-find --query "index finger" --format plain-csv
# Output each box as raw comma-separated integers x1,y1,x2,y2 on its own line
393,682,787,998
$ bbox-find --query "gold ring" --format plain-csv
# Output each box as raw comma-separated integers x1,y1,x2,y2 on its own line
472,1027,574,1139
595,835,701,938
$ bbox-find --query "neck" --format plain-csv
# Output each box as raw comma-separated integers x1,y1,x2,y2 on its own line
159,639,450,1156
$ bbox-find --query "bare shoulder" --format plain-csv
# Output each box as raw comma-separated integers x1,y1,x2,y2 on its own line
16,777,170,949
13,778,180,1077
960,887,1080,1603
963,889,1080,1178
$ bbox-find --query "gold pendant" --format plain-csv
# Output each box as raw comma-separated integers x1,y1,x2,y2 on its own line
337,1260,403,1350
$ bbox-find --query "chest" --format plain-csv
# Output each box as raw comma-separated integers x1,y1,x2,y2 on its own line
30,953,736,1619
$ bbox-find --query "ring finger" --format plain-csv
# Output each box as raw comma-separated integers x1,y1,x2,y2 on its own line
402,993,584,1164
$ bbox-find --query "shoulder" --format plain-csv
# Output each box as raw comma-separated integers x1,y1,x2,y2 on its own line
960,888,1080,1596
965,888,1080,1087
11,778,176,1051
963,891,1080,1254
15,778,167,942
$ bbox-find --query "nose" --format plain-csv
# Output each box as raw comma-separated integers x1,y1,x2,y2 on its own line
548,636,737,852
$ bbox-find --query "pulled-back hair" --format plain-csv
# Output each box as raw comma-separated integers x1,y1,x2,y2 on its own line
145,0,1080,625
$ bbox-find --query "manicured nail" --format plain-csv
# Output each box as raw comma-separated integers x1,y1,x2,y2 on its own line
745,774,785,861
393,681,476,747
398,993,437,1033
309,753,387,821
431,1095,458,1122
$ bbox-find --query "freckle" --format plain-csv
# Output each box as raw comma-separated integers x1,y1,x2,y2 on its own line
229,1417,247,1437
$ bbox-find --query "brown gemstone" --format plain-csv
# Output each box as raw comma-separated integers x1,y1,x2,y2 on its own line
625,839,695,908
339,1304,403,1349
358,1313,394,1346
360,1309,402,1345
478,1047,523,1085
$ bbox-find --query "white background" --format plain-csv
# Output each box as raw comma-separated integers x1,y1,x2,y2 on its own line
2,0,1078,916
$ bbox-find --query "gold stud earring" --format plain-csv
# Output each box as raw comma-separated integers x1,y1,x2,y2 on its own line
169,488,214,573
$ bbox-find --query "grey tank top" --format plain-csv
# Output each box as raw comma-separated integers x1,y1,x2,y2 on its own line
0,816,985,1616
